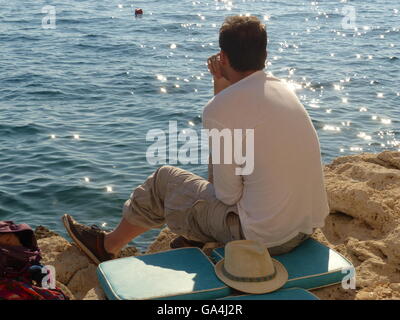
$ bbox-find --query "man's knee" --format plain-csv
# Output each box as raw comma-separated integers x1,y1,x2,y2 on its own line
158,165,175,173
152,165,176,193
155,165,177,181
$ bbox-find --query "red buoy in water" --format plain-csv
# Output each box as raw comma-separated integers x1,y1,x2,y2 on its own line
135,8,143,16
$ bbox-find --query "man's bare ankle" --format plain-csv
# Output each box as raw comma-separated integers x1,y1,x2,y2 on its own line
104,233,121,257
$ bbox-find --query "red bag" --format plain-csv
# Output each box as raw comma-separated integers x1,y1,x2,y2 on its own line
0,279,68,300
0,221,41,279
0,221,69,300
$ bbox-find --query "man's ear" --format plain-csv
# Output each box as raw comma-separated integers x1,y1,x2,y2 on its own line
219,51,228,66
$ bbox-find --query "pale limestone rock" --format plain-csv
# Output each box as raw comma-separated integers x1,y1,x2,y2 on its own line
56,281,75,300
377,151,400,169
311,151,400,300
355,290,378,300
355,283,400,300
83,286,106,300
67,264,99,300
38,236,93,285
390,283,400,291
37,231,141,300
324,161,398,232
35,226,59,240
119,246,141,257
145,227,178,254
37,234,101,299
311,284,356,300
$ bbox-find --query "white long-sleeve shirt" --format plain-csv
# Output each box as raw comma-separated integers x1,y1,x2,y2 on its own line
203,70,329,247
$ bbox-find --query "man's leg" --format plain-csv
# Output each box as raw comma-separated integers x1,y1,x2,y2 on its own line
104,218,148,256
63,165,173,263
63,165,243,264
119,165,243,245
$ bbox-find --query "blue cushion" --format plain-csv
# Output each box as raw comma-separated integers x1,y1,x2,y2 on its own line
211,239,353,290
97,247,231,300
219,288,319,300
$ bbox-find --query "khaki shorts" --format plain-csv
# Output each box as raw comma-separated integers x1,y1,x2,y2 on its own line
122,165,311,255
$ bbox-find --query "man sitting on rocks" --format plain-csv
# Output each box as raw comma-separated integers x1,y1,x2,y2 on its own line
62,15,329,264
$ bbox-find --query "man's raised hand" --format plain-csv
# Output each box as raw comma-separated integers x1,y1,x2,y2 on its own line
207,53,223,79
207,53,232,95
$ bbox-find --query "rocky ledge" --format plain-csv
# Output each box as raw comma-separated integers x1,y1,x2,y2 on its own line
36,151,400,300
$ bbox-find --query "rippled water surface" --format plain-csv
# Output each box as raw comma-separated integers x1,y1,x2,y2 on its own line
1,0,399,250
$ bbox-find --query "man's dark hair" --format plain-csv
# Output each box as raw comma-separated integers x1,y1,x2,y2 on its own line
219,16,267,72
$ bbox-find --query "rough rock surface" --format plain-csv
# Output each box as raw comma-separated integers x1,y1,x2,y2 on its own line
145,227,178,254
311,151,400,300
35,226,59,240
37,235,98,299
35,151,400,300
83,286,107,300
36,226,140,300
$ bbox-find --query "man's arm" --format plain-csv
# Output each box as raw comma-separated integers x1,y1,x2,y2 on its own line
205,120,244,205
206,53,229,186
213,161,243,205
207,53,231,95
205,54,243,205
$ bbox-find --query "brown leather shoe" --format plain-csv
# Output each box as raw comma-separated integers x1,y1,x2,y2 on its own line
62,214,114,265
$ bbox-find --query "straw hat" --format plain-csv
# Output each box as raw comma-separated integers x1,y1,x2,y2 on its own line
215,240,288,294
